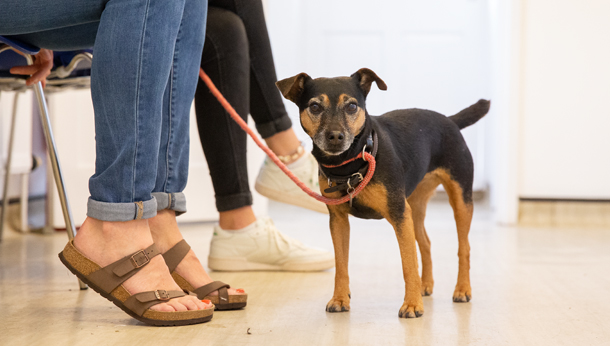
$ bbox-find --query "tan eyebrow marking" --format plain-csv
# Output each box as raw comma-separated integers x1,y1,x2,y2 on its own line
320,94,330,108
338,93,358,107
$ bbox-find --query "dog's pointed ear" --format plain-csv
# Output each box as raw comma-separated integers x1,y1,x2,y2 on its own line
276,73,312,104
351,68,387,97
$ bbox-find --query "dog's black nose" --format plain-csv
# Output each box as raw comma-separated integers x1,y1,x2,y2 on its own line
327,131,345,145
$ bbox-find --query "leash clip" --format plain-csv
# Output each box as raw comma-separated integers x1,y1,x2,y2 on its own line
347,186,355,207
346,173,362,208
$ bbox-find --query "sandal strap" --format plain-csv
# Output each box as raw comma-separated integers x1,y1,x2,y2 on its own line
162,239,191,273
87,243,161,293
124,290,187,316
193,281,230,302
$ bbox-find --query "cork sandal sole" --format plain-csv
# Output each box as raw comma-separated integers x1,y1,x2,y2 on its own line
59,241,213,326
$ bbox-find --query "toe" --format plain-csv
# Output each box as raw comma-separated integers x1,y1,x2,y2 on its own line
207,288,246,296
187,295,205,308
167,300,188,312
193,299,205,310
150,303,175,312
201,299,213,309
180,297,199,311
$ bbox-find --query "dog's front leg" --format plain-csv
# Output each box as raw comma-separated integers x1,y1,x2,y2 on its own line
391,201,424,318
326,207,351,312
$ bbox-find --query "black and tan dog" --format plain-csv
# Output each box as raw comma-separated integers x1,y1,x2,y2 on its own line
276,68,490,318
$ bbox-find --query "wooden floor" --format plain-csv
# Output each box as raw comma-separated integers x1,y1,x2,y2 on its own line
1,200,609,346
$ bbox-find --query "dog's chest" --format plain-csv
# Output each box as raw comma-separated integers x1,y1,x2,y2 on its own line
348,199,384,219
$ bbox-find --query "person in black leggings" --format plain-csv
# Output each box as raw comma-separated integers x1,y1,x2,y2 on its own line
193,0,334,272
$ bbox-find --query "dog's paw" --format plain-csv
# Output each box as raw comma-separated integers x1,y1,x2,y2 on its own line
326,297,350,313
421,282,434,296
398,300,424,318
452,285,472,303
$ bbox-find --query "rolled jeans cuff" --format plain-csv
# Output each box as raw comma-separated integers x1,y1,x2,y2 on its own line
215,192,252,212
152,192,187,216
255,114,293,139
87,197,157,221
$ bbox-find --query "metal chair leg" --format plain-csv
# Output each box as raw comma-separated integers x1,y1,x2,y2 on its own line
0,92,20,242
19,172,29,232
26,55,87,290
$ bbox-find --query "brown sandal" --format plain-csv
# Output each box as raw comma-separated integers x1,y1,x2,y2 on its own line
58,240,214,326
163,240,248,310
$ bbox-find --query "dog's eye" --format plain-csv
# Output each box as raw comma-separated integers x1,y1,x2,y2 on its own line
346,103,358,114
309,103,322,114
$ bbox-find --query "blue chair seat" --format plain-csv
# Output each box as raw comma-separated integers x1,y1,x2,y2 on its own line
0,36,40,55
0,48,92,80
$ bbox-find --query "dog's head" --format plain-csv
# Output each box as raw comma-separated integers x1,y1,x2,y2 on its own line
276,68,387,156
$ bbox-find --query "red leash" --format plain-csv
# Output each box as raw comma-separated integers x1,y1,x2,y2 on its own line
199,68,375,205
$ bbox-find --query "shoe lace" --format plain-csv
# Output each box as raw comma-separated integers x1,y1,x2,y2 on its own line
264,218,305,251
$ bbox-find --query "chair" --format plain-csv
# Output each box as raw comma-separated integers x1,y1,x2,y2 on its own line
0,36,91,290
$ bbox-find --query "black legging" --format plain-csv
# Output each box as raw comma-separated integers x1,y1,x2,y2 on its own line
194,0,292,212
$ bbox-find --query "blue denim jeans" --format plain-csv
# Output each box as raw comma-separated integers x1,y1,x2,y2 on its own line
1,0,207,221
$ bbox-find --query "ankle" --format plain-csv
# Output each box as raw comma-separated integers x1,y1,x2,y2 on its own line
218,206,257,230
149,209,184,252
264,129,302,158
76,217,150,240
277,145,305,165
74,217,152,266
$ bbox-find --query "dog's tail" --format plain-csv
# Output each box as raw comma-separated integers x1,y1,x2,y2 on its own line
449,99,490,130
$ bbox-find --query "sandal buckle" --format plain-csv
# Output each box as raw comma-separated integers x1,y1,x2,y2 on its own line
155,290,170,301
130,250,150,268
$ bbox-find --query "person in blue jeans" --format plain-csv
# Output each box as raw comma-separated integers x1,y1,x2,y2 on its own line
1,0,244,325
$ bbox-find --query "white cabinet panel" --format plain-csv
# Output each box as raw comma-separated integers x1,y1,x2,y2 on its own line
519,0,610,199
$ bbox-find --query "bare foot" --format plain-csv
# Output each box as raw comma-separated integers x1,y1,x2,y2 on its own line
149,210,246,298
73,217,212,312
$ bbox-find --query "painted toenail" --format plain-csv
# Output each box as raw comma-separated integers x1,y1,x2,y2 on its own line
201,299,211,304
236,289,245,293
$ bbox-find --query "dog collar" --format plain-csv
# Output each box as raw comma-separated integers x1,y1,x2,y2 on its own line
320,130,378,196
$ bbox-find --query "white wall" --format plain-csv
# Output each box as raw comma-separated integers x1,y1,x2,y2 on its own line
487,0,522,224
519,0,610,199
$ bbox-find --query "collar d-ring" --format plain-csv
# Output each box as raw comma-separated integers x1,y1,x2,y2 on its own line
361,144,368,162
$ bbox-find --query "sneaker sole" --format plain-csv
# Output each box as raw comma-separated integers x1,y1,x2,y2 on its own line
208,256,335,272
255,181,329,214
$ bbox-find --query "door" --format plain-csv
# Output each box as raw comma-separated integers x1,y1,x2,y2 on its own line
266,0,491,191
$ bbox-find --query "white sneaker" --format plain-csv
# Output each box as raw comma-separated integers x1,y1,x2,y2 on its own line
255,152,328,214
208,217,334,272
